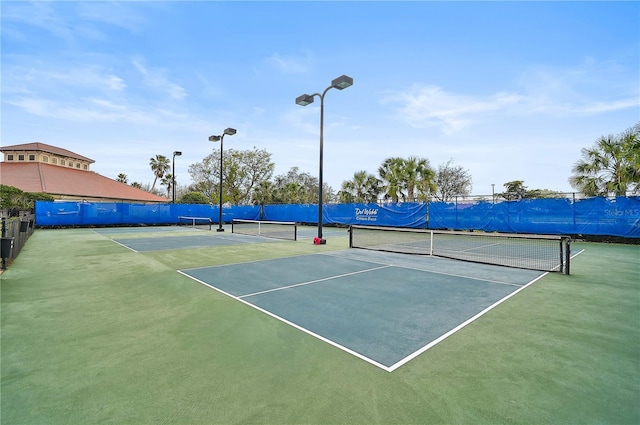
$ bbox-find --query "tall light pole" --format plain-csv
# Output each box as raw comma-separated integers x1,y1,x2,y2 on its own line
491,183,495,204
208,128,237,231
296,74,353,244
172,151,182,203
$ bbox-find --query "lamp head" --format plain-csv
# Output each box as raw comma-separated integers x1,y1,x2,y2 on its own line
208,135,221,142
331,75,353,90
223,128,237,136
295,94,314,106
173,151,182,156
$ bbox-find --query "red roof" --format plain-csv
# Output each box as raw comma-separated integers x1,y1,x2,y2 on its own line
1,142,95,163
0,162,168,203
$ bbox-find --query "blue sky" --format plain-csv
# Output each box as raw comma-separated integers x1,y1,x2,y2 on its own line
2,1,638,196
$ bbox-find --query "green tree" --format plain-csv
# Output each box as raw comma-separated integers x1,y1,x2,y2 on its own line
0,185,54,215
434,160,472,202
178,191,210,204
270,167,335,204
251,181,276,205
149,154,170,192
189,147,274,205
404,156,436,201
378,156,436,202
500,180,529,201
378,157,405,202
116,173,128,184
569,123,640,196
0,185,29,215
161,173,173,198
339,170,381,203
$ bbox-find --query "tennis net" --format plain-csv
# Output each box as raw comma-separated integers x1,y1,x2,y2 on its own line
349,225,571,274
231,219,297,241
178,216,212,230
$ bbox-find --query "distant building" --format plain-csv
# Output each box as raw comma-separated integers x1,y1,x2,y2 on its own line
0,142,168,203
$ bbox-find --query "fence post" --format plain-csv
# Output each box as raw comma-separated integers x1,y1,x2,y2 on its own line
1,217,6,270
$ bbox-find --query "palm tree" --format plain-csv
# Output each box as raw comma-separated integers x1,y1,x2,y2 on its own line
161,173,173,198
149,155,170,192
403,156,435,201
116,173,128,184
276,182,307,204
378,157,405,202
251,181,275,205
339,170,380,203
569,123,640,196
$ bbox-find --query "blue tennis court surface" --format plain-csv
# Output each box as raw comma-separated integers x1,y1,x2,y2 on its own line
180,250,545,372
109,233,282,252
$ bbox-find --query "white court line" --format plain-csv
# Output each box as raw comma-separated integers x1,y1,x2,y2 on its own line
182,253,320,271
458,242,502,253
321,251,523,287
177,269,394,372
239,265,392,298
386,247,587,372
179,249,588,373
386,271,549,372
110,239,139,252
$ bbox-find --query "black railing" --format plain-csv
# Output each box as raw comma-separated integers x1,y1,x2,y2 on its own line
1,214,35,270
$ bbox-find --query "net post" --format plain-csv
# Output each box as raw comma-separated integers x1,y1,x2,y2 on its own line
348,226,353,248
563,238,571,275
429,230,434,256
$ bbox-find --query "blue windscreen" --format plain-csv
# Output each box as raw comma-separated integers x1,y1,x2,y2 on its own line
35,196,639,238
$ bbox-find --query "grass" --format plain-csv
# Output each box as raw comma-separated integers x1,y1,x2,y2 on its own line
1,228,639,424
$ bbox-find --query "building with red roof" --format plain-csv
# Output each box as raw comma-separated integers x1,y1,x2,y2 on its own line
1,142,168,203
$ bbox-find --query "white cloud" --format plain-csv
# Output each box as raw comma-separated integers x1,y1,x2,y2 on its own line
514,59,639,116
132,57,187,101
1,2,74,42
383,57,639,135
76,2,146,32
383,85,524,134
2,63,126,95
265,52,311,74
6,97,151,124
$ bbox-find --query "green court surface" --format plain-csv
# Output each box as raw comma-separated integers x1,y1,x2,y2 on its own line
1,226,639,424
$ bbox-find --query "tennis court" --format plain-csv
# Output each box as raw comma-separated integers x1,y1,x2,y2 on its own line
181,250,545,371
94,222,348,252
110,233,284,252
2,225,638,424
96,222,570,370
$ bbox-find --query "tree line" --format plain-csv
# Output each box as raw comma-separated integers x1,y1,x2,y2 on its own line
1,122,637,215
121,122,639,205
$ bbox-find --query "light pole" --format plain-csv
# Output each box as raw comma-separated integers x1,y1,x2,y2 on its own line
172,151,182,203
296,74,353,244
208,128,237,231
491,183,495,204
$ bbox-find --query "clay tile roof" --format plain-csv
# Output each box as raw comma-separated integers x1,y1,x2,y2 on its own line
0,162,168,203
1,142,94,163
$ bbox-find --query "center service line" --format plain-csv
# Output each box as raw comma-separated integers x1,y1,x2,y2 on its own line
238,265,392,299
